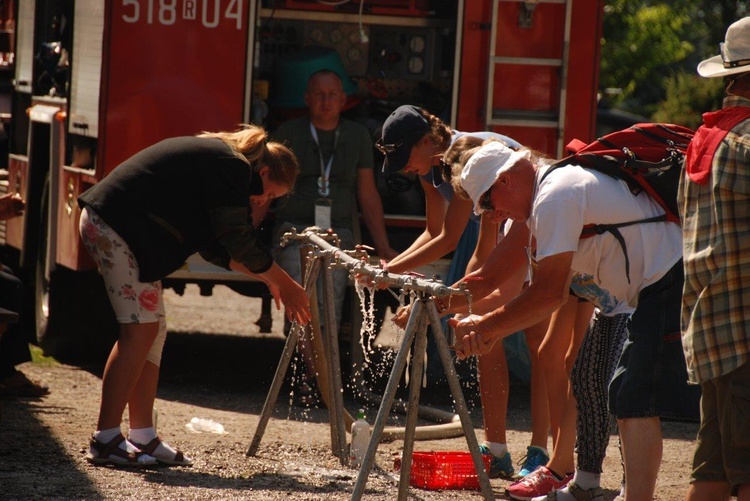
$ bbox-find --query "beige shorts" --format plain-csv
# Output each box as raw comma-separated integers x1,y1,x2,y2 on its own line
79,207,167,365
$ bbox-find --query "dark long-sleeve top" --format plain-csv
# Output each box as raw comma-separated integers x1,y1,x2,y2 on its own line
78,136,271,282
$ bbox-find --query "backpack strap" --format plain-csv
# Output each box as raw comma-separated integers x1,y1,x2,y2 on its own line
580,214,668,284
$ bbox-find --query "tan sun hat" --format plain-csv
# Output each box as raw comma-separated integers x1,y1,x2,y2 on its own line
460,141,531,216
698,17,750,78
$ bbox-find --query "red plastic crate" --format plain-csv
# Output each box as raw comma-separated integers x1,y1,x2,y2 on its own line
395,451,492,490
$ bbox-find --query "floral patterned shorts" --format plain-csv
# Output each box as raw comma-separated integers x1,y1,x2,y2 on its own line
79,207,165,324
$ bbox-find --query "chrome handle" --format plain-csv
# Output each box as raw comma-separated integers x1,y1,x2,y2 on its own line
66,179,74,216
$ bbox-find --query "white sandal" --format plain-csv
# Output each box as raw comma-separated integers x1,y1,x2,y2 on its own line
129,436,193,466
86,434,157,467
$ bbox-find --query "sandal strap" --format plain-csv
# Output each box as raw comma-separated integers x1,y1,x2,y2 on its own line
90,434,138,463
567,481,604,501
134,437,162,456
133,436,186,463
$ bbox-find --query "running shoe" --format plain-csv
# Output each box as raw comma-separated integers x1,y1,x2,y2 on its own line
505,466,573,500
517,445,550,477
478,444,516,480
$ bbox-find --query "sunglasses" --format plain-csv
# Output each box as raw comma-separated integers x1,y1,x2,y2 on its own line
376,140,403,172
479,185,494,212
375,140,401,155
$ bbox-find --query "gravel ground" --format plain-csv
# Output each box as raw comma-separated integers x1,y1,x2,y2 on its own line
0,285,699,500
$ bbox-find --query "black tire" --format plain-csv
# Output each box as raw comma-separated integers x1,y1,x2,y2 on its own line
35,266,118,364
33,175,117,363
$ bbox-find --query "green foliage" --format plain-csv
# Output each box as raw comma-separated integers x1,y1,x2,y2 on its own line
600,0,748,119
30,344,58,367
651,72,724,128
601,1,695,114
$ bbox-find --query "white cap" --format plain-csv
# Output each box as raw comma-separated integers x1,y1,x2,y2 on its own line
698,17,750,78
460,141,531,215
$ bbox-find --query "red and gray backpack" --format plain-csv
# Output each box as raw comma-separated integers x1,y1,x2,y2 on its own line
540,123,695,282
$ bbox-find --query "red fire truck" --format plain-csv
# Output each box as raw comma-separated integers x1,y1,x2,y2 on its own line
0,0,602,360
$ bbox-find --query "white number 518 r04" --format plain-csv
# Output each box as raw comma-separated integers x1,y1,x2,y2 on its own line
121,0,244,30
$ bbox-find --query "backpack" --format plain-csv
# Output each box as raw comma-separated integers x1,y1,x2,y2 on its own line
540,123,695,282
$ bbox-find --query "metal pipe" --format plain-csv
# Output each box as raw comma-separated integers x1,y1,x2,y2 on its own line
397,310,429,500
322,255,347,463
287,227,468,441
286,228,469,299
351,300,425,501
354,382,465,441
247,257,322,457
427,300,494,500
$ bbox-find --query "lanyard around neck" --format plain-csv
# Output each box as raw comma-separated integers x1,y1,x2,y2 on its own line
309,122,340,197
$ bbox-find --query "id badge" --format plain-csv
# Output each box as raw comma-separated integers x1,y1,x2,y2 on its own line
315,198,332,229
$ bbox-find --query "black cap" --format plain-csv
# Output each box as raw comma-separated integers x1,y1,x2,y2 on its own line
378,105,430,172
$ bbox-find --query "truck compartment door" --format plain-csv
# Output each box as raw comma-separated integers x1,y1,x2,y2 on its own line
484,0,601,157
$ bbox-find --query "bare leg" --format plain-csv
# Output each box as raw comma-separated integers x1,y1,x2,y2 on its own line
97,322,160,431
619,416,662,500
537,295,578,474
128,360,160,428
475,265,527,448
525,319,550,448
686,481,731,501
478,341,509,444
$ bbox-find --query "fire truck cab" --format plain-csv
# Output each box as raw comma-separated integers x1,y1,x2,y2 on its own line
0,0,602,360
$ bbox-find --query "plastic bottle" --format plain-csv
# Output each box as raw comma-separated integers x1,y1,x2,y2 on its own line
349,409,370,468
186,417,226,434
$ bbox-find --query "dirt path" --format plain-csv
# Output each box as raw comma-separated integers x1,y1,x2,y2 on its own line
0,286,698,500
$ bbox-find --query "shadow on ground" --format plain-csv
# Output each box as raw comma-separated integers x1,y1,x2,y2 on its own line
160,331,286,391
0,398,103,499
61,329,700,444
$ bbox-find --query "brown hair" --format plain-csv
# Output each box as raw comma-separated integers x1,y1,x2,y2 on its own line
440,135,485,184
198,124,299,191
449,145,484,199
447,137,550,199
417,108,452,154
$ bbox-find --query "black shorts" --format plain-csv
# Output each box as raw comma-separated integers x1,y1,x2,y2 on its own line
608,261,701,421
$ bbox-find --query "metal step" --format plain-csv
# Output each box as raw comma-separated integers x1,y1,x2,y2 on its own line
491,56,563,67
487,109,559,128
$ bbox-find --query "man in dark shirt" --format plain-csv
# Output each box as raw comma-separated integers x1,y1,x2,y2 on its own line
271,70,396,402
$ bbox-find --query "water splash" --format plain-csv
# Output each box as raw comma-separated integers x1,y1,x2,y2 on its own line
354,279,377,366
285,323,315,420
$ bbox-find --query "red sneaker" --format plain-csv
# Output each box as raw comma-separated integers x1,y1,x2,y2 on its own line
505,466,573,500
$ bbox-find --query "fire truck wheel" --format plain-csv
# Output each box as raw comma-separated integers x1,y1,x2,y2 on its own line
34,266,117,364
32,174,117,363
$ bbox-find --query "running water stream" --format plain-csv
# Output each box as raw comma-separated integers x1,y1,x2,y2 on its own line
288,240,478,407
